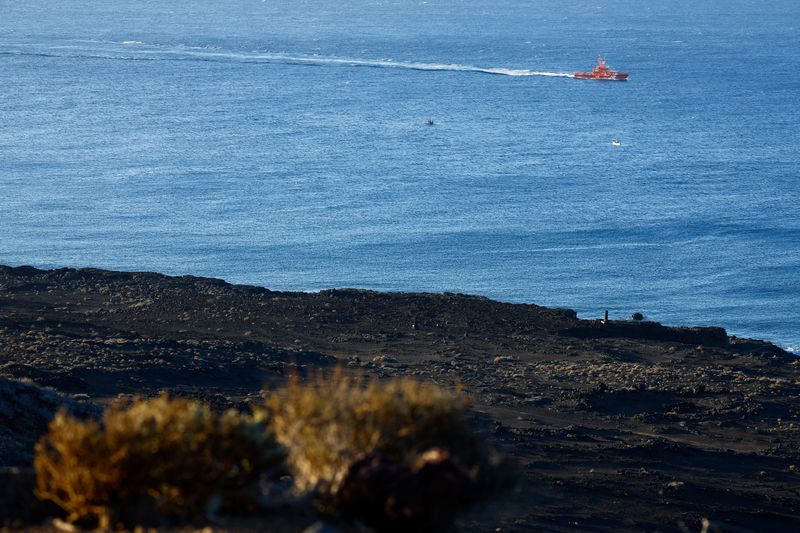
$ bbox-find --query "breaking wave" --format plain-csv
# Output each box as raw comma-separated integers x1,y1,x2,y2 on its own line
1,40,574,78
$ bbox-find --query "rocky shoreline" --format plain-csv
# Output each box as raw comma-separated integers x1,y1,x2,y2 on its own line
1,265,799,531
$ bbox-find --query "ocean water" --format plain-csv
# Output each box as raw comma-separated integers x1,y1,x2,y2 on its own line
1,0,798,350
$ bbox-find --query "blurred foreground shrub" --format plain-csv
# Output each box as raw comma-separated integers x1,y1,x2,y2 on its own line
264,371,509,531
34,395,284,529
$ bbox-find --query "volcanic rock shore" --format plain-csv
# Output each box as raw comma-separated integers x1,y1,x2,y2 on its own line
1,265,799,532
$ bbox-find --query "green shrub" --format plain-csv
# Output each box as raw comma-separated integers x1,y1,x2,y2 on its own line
34,395,284,529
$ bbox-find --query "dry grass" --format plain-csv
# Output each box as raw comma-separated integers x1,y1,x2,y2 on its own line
33,373,506,530
263,370,489,498
34,395,284,529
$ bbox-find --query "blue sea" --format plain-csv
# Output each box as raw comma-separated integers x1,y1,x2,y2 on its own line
1,0,798,350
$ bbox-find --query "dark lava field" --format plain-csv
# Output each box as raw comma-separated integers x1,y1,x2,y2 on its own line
1,265,799,532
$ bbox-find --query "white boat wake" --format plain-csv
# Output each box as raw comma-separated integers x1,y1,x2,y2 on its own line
1,40,575,78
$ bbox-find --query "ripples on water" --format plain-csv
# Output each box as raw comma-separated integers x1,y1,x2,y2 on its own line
0,0,798,350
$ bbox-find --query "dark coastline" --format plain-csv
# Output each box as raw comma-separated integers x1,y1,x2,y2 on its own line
1,265,799,531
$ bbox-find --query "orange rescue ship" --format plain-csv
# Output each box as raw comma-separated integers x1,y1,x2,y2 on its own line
574,57,628,81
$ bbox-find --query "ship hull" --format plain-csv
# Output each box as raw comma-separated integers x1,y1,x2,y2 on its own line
574,72,628,81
